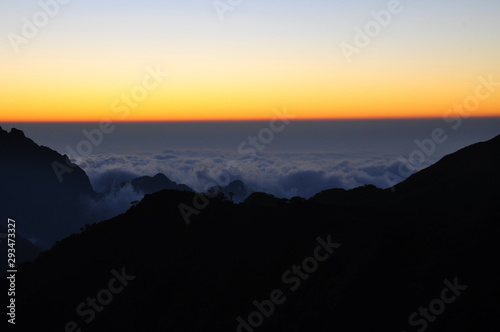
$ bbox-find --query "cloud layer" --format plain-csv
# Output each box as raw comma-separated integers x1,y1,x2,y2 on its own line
75,149,428,200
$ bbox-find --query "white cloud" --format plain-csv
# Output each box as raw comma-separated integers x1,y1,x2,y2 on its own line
74,149,428,199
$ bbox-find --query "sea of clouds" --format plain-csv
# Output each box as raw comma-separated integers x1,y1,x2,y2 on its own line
75,149,428,200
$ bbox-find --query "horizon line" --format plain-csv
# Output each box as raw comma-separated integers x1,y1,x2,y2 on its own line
2,115,500,123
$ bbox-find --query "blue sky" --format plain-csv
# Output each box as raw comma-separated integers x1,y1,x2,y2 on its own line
1,0,499,120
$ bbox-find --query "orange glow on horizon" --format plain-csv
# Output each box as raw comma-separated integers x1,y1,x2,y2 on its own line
3,112,499,123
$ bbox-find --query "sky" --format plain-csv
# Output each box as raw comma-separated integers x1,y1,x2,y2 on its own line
1,0,499,121
2,118,499,200
1,0,499,201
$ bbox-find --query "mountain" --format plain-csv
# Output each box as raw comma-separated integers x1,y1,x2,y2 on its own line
120,173,193,194
5,134,500,331
389,134,500,213
311,184,387,207
0,128,196,248
243,191,288,207
312,134,500,213
208,179,252,202
0,127,96,248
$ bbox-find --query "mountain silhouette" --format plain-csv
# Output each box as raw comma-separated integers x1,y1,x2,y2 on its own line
312,134,500,213
5,134,500,331
120,173,193,194
311,184,387,207
0,127,96,248
209,179,252,202
389,134,500,213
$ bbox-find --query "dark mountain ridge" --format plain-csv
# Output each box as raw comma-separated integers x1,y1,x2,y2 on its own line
4,133,500,331
0,126,95,248
0,128,193,249
118,172,193,194
313,134,500,214
208,179,252,202
390,134,500,212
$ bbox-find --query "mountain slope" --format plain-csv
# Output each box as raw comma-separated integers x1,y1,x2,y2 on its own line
5,135,500,331
311,184,388,207
209,179,252,202
389,134,500,213
0,127,96,248
123,173,193,194
312,134,500,212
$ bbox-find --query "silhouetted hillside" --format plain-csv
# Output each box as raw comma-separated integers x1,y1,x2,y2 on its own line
243,191,286,207
120,173,193,194
209,179,252,202
389,134,500,214
312,135,500,214
5,134,500,331
311,184,387,207
0,127,96,248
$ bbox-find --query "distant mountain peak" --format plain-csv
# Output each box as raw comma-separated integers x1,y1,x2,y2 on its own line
0,127,35,147
118,172,193,195
208,179,252,202
9,127,26,138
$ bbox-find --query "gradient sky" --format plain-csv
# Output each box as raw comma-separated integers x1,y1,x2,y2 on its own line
1,0,499,121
